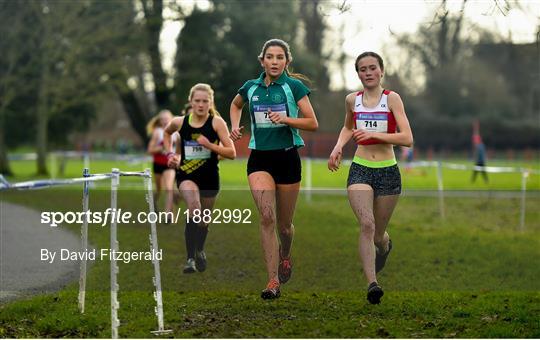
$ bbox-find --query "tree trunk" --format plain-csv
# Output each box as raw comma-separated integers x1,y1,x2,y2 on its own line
0,112,12,175
116,86,150,146
437,0,449,65
36,63,49,176
36,3,49,176
450,0,467,59
143,0,170,109
300,0,329,92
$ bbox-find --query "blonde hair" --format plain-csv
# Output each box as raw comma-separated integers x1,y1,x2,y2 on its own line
188,83,220,117
146,110,173,136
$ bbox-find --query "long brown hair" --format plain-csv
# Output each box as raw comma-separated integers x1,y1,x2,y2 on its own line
258,39,311,84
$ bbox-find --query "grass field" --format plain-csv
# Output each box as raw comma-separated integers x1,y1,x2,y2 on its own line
1,156,539,337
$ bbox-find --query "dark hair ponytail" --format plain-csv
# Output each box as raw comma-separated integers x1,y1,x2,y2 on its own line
259,38,311,84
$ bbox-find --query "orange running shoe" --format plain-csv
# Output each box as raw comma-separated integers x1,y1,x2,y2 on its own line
260,278,280,300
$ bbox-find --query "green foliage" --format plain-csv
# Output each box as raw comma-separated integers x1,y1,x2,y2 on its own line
0,0,146,149
1,2,103,147
393,5,540,150
174,0,323,127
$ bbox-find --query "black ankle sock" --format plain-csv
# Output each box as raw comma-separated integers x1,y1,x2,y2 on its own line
184,221,198,259
196,225,209,252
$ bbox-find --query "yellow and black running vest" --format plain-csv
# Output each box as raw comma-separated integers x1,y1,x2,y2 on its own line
178,114,219,175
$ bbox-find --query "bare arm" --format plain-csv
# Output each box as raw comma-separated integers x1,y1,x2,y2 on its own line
335,93,356,149
163,117,183,153
147,129,162,154
163,117,183,168
328,93,356,171
198,116,236,160
269,95,318,131
229,94,245,141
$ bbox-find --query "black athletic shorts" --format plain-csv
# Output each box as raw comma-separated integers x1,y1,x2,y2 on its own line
176,166,220,198
347,162,401,197
153,162,169,174
247,147,301,185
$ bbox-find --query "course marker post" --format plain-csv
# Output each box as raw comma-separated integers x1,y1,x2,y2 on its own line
83,152,90,171
145,168,172,335
78,168,90,313
305,158,312,203
436,161,445,219
519,170,529,232
110,168,120,339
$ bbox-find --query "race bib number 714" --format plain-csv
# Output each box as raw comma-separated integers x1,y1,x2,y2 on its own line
356,113,388,133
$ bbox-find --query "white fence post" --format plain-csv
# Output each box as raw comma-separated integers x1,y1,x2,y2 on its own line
145,168,172,335
78,168,90,313
83,152,90,171
519,170,529,232
305,158,312,203
110,169,120,339
436,161,445,219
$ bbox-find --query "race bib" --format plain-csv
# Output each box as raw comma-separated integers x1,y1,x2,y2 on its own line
253,104,287,128
184,140,211,160
356,113,388,133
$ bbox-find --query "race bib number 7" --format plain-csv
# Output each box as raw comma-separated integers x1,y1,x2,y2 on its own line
356,113,388,133
184,140,211,160
253,104,287,128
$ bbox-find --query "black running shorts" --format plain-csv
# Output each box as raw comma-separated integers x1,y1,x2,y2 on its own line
247,148,301,185
153,162,169,174
176,166,220,198
347,163,401,197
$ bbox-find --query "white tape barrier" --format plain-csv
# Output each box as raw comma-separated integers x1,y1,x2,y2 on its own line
0,174,113,191
0,168,170,337
0,171,153,192
407,161,540,175
0,175,10,189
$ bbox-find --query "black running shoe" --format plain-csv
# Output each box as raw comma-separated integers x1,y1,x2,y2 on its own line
195,250,207,272
375,239,392,273
261,278,281,300
182,258,196,274
367,282,384,304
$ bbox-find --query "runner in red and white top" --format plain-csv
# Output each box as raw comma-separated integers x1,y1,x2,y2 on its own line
328,52,413,305
146,110,176,222
353,89,397,145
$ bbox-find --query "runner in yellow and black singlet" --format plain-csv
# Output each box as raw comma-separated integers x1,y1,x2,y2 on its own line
164,83,235,274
